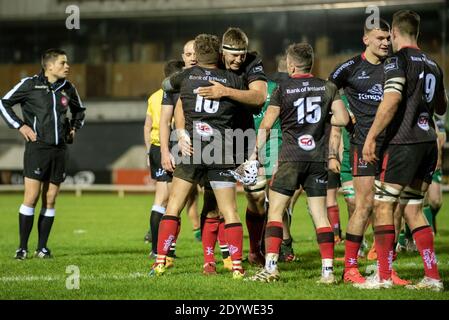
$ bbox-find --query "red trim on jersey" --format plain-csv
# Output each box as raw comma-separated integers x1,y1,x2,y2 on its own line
353,149,358,176
380,153,390,182
291,73,314,79
361,52,366,60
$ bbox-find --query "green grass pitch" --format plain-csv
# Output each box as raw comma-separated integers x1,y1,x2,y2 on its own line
0,192,448,300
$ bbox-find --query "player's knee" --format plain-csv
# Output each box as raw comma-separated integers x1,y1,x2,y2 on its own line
356,198,374,216
24,190,40,207
428,197,442,210
45,192,58,207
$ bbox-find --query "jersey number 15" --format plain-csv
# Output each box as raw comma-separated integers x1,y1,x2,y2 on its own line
294,96,322,124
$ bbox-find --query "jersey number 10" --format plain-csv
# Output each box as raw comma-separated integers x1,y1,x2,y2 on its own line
294,96,322,124
195,95,219,113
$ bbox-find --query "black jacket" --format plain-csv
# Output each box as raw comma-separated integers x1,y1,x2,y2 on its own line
0,71,86,146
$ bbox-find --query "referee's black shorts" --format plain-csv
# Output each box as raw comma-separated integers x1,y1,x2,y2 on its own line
24,141,67,184
149,144,173,182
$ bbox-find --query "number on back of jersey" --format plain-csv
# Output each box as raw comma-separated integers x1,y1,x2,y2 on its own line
195,95,219,113
294,96,322,124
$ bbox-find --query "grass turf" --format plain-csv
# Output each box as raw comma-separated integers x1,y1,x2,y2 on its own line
0,192,448,300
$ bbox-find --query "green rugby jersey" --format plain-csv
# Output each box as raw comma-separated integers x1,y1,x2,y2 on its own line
341,94,351,153
253,80,282,176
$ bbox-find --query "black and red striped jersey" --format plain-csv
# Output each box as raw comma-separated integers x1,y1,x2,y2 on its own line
383,47,445,144
270,74,340,162
178,65,244,165
329,53,385,145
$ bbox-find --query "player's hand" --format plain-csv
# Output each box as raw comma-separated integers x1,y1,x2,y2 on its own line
161,149,175,172
328,158,341,174
197,81,227,100
362,138,378,164
70,129,76,141
178,135,194,156
146,150,151,168
19,125,37,142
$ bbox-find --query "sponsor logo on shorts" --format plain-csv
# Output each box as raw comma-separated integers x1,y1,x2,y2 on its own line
298,134,315,151
315,178,327,184
219,171,232,177
417,112,430,131
34,168,42,175
358,157,368,168
195,122,214,137
156,168,166,177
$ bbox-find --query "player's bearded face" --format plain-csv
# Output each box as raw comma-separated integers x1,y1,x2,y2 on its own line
367,29,390,58
223,52,247,71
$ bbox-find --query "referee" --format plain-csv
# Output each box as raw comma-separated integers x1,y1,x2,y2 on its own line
0,49,86,259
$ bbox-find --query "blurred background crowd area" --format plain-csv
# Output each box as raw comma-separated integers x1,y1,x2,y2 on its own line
0,0,448,186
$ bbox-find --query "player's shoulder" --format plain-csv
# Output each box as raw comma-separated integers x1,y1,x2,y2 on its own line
383,50,408,74
17,74,39,89
309,75,333,88
269,72,289,84
62,78,77,90
245,52,262,65
331,55,362,80
243,52,264,74
174,67,194,83
324,78,338,91
184,65,202,75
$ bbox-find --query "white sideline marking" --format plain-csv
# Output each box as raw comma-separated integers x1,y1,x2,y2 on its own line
73,229,87,234
0,272,146,282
